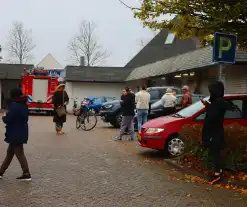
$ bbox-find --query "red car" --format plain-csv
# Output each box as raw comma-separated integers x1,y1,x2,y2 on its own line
138,94,247,157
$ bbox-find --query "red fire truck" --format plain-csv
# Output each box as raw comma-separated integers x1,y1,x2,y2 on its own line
21,68,59,114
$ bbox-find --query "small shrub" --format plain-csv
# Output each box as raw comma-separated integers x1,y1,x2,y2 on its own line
180,123,247,172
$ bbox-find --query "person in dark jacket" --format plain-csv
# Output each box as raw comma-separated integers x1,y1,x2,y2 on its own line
114,87,135,140
52,83,69,135
0,88,31,181
201,81,230,184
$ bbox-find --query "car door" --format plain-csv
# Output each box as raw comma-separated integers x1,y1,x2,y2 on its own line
193,97,247,128
223,98,247,127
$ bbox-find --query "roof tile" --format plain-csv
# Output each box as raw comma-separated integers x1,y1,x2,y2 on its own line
0,63,34,79
65,66,133,82
126,47,247,81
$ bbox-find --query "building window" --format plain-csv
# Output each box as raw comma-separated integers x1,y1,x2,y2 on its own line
165,33,175,44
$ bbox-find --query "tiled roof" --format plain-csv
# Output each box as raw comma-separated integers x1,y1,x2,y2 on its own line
65,66,133,82
0,63,34,79
125,30,199,68
126,47,247,81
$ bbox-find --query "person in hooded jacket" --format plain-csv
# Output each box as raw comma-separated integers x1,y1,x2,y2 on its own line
0,88,31,181
201,81,231,184
114,87,135,140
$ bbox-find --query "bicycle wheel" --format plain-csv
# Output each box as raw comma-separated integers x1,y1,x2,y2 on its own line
76,115,83,129
81,112,97,131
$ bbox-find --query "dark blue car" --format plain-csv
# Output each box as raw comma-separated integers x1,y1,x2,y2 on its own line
83,96,116,114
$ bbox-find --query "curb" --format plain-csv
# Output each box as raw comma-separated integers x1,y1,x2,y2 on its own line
165,159,247,189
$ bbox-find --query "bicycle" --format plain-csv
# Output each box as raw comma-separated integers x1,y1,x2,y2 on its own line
76,99,97,131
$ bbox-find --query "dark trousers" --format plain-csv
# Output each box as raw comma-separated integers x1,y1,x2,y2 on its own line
208,148,222,173
163,107,176,116
0,144,30,175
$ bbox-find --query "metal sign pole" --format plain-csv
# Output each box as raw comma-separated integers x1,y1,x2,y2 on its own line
219,63,223,81
218,63,226,87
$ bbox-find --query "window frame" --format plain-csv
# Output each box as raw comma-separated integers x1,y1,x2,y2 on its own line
164,33,175,44
105,97,115,102
194,97,247,121
148,89,160,100
93,97,104,103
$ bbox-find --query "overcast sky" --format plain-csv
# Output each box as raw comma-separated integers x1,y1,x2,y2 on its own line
0,0,155,67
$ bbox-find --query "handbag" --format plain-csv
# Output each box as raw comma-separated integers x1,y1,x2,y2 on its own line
56,106,66,117
56,91,66,117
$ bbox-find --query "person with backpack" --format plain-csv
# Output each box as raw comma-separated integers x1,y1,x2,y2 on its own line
0,88,31,181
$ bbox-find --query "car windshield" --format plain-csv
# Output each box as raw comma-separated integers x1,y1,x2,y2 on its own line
176,97,209,118
94,97,103,102
106,97,115,102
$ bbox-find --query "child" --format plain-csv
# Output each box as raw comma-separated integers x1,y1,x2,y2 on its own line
0,88,31,181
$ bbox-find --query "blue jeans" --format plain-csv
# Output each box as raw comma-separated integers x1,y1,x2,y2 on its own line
137,109,148,132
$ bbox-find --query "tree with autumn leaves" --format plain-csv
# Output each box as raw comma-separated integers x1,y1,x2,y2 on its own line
130,0,247,48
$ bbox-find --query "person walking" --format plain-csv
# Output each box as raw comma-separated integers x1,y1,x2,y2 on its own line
135,85,150,132
114,87,135,140
180,85,192,109
201,81,230,184
0,88,31,181
160,88,177,116
52,83,69,135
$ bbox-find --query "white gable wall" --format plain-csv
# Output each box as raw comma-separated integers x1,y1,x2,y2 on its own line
37,53,63,69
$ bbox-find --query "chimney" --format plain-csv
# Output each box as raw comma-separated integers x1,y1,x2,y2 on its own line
80,56,85,66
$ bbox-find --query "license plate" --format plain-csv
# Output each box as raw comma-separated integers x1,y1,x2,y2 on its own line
138,134,142,141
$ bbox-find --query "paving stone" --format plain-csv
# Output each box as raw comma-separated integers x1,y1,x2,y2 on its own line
0,115,246,207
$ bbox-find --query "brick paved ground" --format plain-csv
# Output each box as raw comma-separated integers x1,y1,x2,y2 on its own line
0,115,246,207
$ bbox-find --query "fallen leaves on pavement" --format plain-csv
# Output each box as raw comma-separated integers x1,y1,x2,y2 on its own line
182,155,247,182
169,173,247,194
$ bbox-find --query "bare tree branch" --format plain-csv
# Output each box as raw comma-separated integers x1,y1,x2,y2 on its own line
5,21,35,64
68,20,110,66
136,38,146,48
136,30,159,48
118,0,140,10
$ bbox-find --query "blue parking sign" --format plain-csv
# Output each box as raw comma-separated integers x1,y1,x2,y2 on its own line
213,32,237,63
